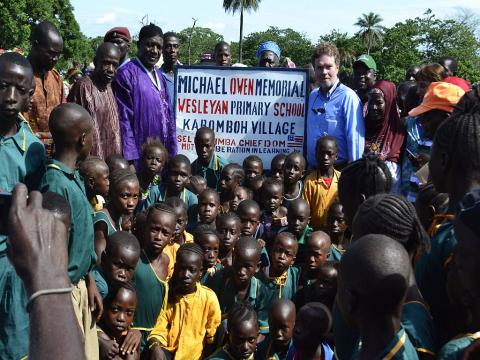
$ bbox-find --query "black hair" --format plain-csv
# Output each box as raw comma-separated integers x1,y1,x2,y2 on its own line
168,154,191,171
327,200,343,214
105,154,129,169
271,154,287,167
261,177,284,195
165,196,187,213
138,23,163,42
353,193,429,256
146,202,176,221
103,280,137,307
30,21,62,46
237,199,260,215
301,302,333,335
195,127,215,139
227,301,258,332
106,231,141,255
79,156,108,178
433,111,480,179
0,52,33,77
110,169,138,193
216,212,241,226
193,228,219,246
198,188,220,203
177,242,204,259
285,151,307,170
453,84,480,116
214,41,231,53
42,192,71,220
235,185,253,200
141,137,168,158
163,31,178,41
243,155,263,168
416,183,449,214
315,135,338,152
234,236,262,256
222,163,245,185
438,56,458,75
274,232,298,254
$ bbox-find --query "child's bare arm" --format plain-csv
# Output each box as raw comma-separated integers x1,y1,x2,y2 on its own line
119,330,141,357
98,333,119,360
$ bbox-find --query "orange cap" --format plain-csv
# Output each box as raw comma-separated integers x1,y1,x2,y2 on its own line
408,81,465,116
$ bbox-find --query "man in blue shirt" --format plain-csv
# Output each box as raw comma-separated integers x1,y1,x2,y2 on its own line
160,32,181,111
306,43,364,167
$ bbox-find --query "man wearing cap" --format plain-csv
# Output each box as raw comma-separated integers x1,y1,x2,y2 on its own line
160,32,181,110
352,54,377,108
104,27,131,67
306,43,364,167
400,81,465,200
257,41,281,67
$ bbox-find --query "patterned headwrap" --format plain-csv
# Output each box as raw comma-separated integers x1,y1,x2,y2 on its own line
256,41,281,60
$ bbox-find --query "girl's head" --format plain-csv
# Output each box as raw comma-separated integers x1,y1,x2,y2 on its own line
141,137,168,178
109,169,139,216
194,228,220,268
197,189,220,224
338,155,392,228
165,197,188,240
219,163,245,194
79,156,110,197
326,202,347,243
143,203,176,255
230,185,253,212
260,178,284,213
352,193,429,261
216,212,241,253
415,183,449,232
102,281,137,339
227,302,259,360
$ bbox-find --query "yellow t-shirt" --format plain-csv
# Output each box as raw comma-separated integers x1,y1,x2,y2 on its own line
163,231,194,279
302,169,340,231
148,283,221,360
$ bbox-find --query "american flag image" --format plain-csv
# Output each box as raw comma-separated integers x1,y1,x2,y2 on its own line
287,135,304,148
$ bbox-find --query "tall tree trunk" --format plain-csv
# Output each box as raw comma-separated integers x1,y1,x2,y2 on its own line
238,4,244,63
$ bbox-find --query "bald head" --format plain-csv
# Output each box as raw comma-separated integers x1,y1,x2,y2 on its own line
307,231,331,250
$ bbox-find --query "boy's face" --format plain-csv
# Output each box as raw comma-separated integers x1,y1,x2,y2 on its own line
231,187,249,212
306,236,330,271
172,206,188,240
104,288,136,339
198,192,220,224
216,218,240,252
262,184,283,213
270,158,285,181
237,206,260,236
327,205,347,239
312,266,338,306
244,160,263,181
219,167,239,193
229,320,259,360
0,63,33,121
269,305,295,348
102,246,139,285
142,146,166,178
111,180,139,216
93,165,110,197
232,249,260,287
284,155,305,185
287,203,310,237
174,251,202,294
198,234,220,268
316,139,338,171
144,210,176,255
167,162,191,193
271,235,297,274
195,132,215,165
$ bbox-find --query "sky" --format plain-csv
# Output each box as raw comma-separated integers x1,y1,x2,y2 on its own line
71,0,480,42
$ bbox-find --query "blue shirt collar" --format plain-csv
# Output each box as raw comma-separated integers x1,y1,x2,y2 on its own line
320,78,340,99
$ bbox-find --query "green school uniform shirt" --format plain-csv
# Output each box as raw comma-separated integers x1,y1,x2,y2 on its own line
374,327,419,359
206,345,237,360
91,265,109,299
255,335,294,360
328,244,345,261
201,262,223,287
133,251,168,331
257,266,299,303
210,270,270,334
0,116,45,253
279,225,312,265
93,210,117,237
437,332,480,360
39,159,96,284
140,182,198,225
191,153,229,190
401,301,437,357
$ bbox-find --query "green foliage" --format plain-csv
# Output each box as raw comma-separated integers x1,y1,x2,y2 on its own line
177,27,224,65
354,12,386,55
319,30,362,70
239,26,314,66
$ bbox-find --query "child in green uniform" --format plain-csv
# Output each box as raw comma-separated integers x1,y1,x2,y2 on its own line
279,198,312,265
326,201,347,261
79,156,110,212
133,203,176,347
98,282,140,360
256,299,296,360
39,103,100,359
260,178,288,246
243,155,264,189
94,169,139,260
219,163,245,213
195,228,222,286
192,127,229,190
230,185,253,212
283,152,306,207
337,235,419,360
258,232,299,302
210,236,270,336
142,155,198,226
137,138,168,211
0,53,45,358
216,212,241,269
197,188,221,229
208,302,259,360
270,154,286,181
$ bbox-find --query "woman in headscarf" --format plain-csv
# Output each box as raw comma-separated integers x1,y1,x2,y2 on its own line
364,80,406,193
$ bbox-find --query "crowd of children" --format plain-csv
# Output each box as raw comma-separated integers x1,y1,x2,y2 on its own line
3,46,480,360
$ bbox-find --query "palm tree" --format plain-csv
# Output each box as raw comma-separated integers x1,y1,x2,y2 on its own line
223,0,261,63
354,12,385,55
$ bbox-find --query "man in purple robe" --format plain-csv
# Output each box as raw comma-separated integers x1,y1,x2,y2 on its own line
114,23,177,168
